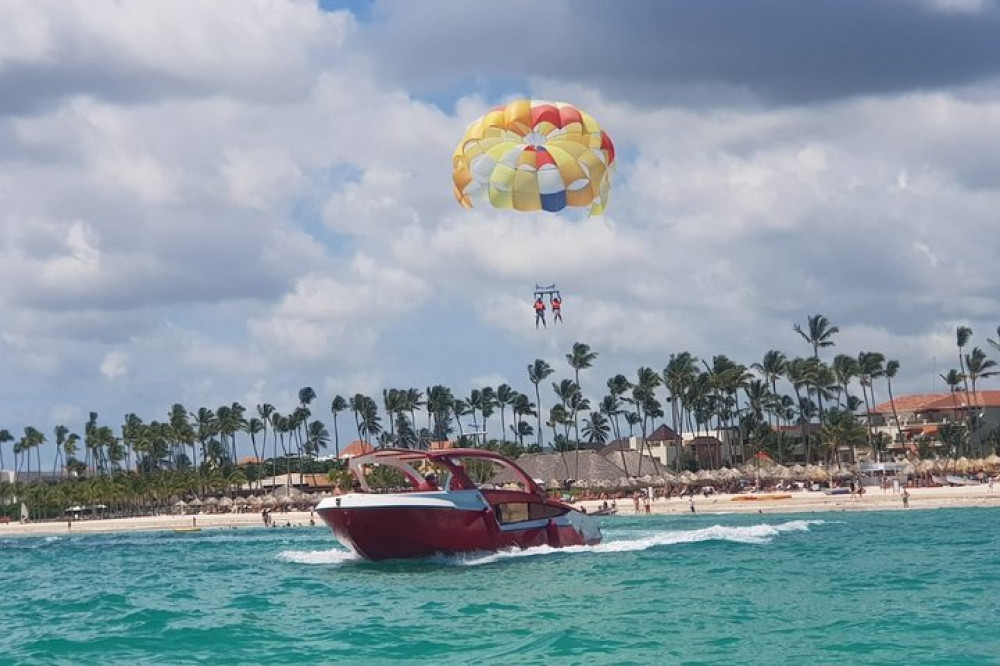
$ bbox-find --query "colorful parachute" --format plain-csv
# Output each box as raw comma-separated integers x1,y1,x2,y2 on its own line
452,99,615,216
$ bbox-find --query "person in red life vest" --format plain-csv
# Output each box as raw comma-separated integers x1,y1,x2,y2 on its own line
550,295,562,323
534,296,546,328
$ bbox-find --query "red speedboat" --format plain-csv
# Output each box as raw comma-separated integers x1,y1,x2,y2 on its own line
315,448,602,561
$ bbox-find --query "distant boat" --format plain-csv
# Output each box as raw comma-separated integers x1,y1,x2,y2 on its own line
945,475,981,486
591,507,618,517
173,527,202,533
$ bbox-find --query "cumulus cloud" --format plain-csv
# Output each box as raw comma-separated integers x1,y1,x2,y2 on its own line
2,0,1000,463
100,351,128,379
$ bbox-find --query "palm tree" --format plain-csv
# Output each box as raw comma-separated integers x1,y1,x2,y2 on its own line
0,428,11,472
496,384,515,444
425,385,455,443
52,425,70,479
306,420,330,456
664,352,697,471
528,360,554,449
883,360,904,446
330,395,348,457
857,351,886,458
965,347,999,454
794,314,840,358
752,350,788,400
940,369,966,419
957,325,973,400
566,342,598,475
581,411,611,445
256,403,275,478
794,314,839,420
192,407,217,472
987,326,1000,355
831,354,859,409
169,404,194,469
784,358,812,463
632,366,662,475
246,417,264,492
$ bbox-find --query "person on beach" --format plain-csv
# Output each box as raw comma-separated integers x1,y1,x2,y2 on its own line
643,495,651,515
632,493,640,514
534,297,546,328
550,295,562,323
902,488,910,509
689,496,695,513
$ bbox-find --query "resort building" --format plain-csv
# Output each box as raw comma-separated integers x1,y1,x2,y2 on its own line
618,425,741,468
869,390,1000,452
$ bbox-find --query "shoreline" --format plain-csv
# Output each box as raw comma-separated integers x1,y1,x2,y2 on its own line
0,510,318,538
575,483,1000,516
4,485,1000,538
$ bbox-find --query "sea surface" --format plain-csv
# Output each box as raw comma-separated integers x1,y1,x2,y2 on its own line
2,507,999,665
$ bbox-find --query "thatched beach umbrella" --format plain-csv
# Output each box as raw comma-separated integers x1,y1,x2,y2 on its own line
789,464,807,481
218,496,234,510
693,470,714,485
831,466,855,480
172,499,188,514
805,465,828,483
188,497,204,508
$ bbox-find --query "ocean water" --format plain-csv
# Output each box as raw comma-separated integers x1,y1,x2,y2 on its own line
2,508,999,665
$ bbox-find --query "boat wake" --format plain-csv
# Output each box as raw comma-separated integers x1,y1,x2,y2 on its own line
278,548,362,565
439,519,825,566
279,519,824,567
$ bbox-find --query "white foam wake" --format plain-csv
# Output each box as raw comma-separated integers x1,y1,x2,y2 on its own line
436,519,825,566
278,520,823,567
278,548,362,565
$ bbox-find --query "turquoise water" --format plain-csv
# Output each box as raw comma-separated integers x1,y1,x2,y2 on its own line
3,508,999,665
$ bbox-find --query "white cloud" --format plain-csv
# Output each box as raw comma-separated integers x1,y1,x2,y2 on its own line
100,351,128,379
2,0,1000,461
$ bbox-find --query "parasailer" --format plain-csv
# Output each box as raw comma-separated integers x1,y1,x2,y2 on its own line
452,99,615,216
533,295,546,329
533,284,562,327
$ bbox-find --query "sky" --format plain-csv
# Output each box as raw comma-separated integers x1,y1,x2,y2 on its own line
2,0,1000,463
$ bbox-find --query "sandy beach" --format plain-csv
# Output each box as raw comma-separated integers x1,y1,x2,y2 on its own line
3,484,999,538
0,510,319,537
576,483,1000,516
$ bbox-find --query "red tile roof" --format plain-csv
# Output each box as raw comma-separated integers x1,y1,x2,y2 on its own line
339,440,375,458
871,390,1000,414
648,424,680,441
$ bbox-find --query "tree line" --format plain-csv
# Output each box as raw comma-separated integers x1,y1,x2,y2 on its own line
2,316,999,493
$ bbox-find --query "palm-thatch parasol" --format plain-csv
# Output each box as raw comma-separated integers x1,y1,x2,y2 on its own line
805,465,828,483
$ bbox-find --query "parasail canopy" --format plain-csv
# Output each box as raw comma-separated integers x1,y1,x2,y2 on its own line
452,99,615,216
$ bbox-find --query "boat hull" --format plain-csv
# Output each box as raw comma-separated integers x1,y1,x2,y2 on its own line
316,491,600,561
